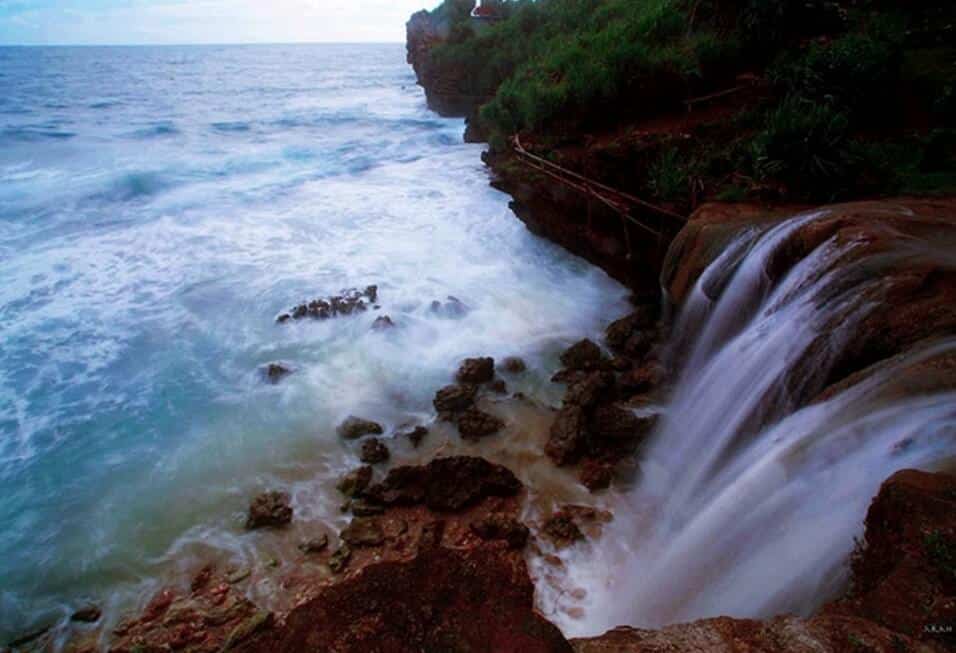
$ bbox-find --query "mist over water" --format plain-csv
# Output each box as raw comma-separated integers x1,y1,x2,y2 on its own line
548,209,956,637
0,44,629,636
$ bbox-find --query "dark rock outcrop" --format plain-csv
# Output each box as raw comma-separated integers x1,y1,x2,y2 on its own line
277,286,378,324
259,362,293,384
245,491,292,530
337,466,373,498
470,514,531,549
457,407,505,440
433,383,478,416
456,356,495,384
337,416,384,440
359,438,390,464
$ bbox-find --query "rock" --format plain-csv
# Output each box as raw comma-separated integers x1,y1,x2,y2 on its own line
456,356,495,384
433,383,477,415
279,286,379,323
470,515,530,549
337,416,384,439
328,544,351,574
589,404,651,442
350,499,385,516
429,295,469,319
399,425,429,447
245,491,292,530
579,459,614,491
341,517,385,547
560,338,605,370
222,609,273,651
71,604,102,623
260,361,293,384
489,378,508,394
371,315,395,331
298,535,329,555
364,456,521,512
564,371,616,408
359,438,390,464
457,408,505,440
546,405,587,466
619,360,666,395
623,329,656,358
337,466,373,497
605,307,658,351
543,512,584,547
502,356,527,374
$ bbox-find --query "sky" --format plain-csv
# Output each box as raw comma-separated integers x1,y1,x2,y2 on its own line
0,0,437,45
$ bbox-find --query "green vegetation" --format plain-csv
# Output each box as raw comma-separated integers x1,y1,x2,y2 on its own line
924,529,956,583
420,0,956,204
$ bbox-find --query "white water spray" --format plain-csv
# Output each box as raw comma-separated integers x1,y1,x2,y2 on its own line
553,208,956,636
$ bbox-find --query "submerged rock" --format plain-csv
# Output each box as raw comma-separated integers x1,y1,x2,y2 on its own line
456,356,495,384
502,356,527,374
457,408,505,440
399,425,429,447
542,512,584,548
364,456,521,512
429,295,469,319
259,361,294,384
337,416,384,439
359,438,390,464
245,491,292,530
371,315,395,331
70,604,101,623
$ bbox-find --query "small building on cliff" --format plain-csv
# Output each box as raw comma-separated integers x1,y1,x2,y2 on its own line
470,0,503,32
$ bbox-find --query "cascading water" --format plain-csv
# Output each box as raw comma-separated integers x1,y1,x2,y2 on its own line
548,208,956,636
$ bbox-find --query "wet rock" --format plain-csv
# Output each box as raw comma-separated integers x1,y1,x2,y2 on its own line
350,499,385,517
364,456,521,512
470,514,530,549
328,544,351,574
560,338,605,370
337,416,384,439
543,512,584,548
227,568,251,584
279,286,379,323
551,367,587,385
604,307,658,351
259,361,293,384
619,360,666,395
489,378,508,394
429,295,469,319
579,459,614,491
399,425,429,447
341,517,385,547
359,438,390,464
457,408,505,440
502,356,527,374
564,371,616,408
71,604,102,623
298,535,329,555
456,356,495,384
222,609,273,651
8,625,51,648
623,329,656,358
337,465,373,497
589,403,651,442
545,405,587,466
433,383,477,415
245,490,292,530
371,315,395,331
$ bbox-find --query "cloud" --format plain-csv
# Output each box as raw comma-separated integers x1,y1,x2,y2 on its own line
0,0,434,45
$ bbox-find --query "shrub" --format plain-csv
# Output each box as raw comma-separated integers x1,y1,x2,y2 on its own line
648,148,689,201
750,95,855,199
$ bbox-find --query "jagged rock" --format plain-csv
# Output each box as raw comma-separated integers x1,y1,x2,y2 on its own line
259,361,293,384
579,459,614,491
543,512,584,548
222,610,273,650
589,404,651,442
399,425,429,447
471,514,530,549
458,408,505,440
433,383,478,415
371,315,395,331
619,360,666,395
337,416,384,439
245,491,292,530
564,372,616,408
560,339,605,370
546,405,588,466
360,438,390,464
623,329,656,358
278,286,379,323
456,356,495,384
350,499,385,517
341,517,385,547
605,307,658,351
364,456,521,512
298,535,329,555
429,295,469,319
337,466,373,497
329,544,351,574
502,356,527,374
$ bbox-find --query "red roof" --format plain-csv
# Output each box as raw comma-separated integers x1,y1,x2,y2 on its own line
472,3,499,17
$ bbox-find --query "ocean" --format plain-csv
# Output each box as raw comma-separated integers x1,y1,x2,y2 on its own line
0,43,627,637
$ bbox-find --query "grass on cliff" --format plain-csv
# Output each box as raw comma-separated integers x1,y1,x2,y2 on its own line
424,0,956,204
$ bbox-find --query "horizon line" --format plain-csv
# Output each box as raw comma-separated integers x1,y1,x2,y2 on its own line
0,40,405,48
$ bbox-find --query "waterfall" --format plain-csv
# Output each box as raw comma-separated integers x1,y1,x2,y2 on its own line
559,207,956,636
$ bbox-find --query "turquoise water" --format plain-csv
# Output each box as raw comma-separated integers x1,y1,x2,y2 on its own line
0,44,627,637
